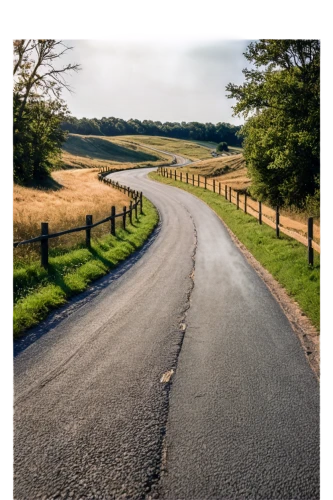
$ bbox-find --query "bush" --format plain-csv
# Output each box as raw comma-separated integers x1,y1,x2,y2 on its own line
216,142,229,152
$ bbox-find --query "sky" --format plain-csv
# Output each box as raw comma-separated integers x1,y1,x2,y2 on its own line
60,39,251,125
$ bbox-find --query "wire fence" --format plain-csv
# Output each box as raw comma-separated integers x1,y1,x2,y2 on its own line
157,167,320,265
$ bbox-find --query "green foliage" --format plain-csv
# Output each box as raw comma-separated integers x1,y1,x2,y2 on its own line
305,186,320,217
216,142,229,152
13,40,80,184
226,40,320,208
150,172,320,330
14,98,68,183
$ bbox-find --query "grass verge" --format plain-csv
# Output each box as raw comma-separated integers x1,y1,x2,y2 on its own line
14,198,158,338
149,172,320,331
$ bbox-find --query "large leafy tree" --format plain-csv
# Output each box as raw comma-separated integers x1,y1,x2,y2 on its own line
13,40,80,183
226,39,320,208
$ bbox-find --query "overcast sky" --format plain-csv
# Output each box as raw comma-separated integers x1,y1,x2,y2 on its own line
61,39,251,125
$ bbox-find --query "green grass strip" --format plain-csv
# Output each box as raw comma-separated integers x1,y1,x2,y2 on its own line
14,198,159,338
149,172,320,331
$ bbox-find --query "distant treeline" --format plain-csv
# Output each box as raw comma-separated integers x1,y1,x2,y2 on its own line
60,117,243,146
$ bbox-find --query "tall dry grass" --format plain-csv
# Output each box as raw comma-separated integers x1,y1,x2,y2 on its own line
14,169,131,261
185,154,246,178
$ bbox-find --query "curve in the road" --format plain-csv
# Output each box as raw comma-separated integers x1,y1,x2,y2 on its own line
14,166,319,499
135,142,192,166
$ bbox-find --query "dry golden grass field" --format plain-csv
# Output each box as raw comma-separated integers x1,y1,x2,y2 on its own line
115,135,213,161
14,169,131,260
183,154,249,190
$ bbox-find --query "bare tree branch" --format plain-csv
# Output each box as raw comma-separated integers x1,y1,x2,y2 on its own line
14,39,81,121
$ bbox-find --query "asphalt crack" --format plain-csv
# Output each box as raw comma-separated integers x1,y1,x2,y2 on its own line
147,205,198,499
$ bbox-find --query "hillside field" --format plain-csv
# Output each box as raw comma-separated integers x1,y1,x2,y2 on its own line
61,134,243,170
169,154,249,190
189,139,244,154
61,134,172,170
116,135,213,161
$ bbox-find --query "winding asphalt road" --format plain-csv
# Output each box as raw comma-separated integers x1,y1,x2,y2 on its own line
14,166,319,499
135,143,192,166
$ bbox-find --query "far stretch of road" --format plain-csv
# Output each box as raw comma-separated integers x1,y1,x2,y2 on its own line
14,162,319,499
136,143,193,166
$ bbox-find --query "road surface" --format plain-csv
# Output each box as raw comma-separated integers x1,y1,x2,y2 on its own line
14,166,319,499
135,143,192,166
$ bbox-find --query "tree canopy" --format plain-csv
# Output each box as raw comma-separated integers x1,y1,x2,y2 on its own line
226,39,320,209
217,142,229,152
13,40,80,184
60,116,243,147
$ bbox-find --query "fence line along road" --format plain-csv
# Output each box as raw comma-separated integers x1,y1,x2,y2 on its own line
13,170,143,270
158,167,319,266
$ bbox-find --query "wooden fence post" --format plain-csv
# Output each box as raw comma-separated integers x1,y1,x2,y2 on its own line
140,192,143,214
225,185,227,200
111,206,116,236
129,201,133,225
244,193,247,214
276,206,280,238
213,179,215,193
86,215,92,248
174,170,177,180
180,172,183,182
41,222,49,269
219,183,221,196
205,177,207,189
123,207,126,230
237,192,239,209
186,173,188,184
229,187,232,202
192,174,194,185
259,201,262,224
308,217,314,266
135,197,138,221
